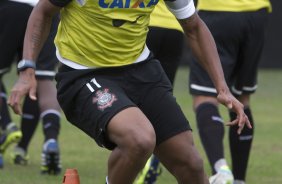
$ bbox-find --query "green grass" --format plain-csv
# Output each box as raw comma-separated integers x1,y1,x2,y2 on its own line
0,66,282,184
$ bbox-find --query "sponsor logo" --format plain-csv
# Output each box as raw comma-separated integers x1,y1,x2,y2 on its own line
98,0,159,8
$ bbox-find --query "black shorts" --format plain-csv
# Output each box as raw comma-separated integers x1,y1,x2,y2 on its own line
56,58,191,150
189,9,269,96
0,1,32,75
0,1,59,79
146,27,184,85
36,15,60,80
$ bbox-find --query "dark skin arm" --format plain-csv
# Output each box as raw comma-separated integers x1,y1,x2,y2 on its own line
179,12,252,134
8,0,61,114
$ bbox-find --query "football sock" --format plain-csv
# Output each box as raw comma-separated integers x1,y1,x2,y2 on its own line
229,107,254,181
0,85,12,130
41,110,61,141
196,103,225,174
214,158,230,173
234,180,245,184
17,96,40,151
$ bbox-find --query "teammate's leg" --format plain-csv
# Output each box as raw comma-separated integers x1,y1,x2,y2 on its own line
0,82,22,154
229,9,268,183
229,94,254,184
188,10,242,183
37,79,62,175
33,13,61,175
0,0,32,142
0,82,13,131
193,96,234,184
12,96,40,165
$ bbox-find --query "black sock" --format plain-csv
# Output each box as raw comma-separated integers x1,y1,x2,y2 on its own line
41,110,61,141
196,103,225,174
17,96,40,151
229,107,254,181
0,85,12,130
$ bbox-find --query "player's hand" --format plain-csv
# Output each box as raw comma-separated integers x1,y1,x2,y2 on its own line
217,90,252,134
8,68,37,115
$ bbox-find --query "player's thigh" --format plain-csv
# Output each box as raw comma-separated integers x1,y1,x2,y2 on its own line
107,107,156,150
37,79,60,111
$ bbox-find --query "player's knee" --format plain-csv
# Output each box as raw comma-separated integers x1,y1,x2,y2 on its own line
169,151,204,178
188,154,205,173
125,131,156,160
193,96,218,111
181,154,204,175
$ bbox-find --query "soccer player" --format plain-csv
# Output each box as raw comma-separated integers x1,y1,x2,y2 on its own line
8,0,251,183
0,0,61,174
189,0,271,183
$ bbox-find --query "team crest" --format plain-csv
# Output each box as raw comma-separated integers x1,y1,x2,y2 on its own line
93,88,117,111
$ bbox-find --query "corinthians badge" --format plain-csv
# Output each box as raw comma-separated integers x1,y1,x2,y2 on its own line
93,88,117,111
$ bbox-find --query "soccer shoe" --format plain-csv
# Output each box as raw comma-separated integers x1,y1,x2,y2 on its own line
11,146,29,165
41,139,62,175
0,123,22,153
135,155,162,184
0,153,3,168
209,166,234,184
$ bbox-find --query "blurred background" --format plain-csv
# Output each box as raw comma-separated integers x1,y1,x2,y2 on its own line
182,0,282,68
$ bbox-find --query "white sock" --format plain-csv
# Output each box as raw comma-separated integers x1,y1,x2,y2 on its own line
234,180,245,184
214,158,230,172
106,176,109,184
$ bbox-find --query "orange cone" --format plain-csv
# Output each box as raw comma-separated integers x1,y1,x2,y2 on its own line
62,168,80,184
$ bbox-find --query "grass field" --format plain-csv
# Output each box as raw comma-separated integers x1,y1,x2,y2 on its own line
0,66,281,184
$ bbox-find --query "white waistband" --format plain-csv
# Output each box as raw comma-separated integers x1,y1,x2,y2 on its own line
56,45,150,69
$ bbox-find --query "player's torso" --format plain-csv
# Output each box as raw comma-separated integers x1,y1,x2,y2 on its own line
56,0,159,67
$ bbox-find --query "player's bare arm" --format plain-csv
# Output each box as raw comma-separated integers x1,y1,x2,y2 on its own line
24,0,61,60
